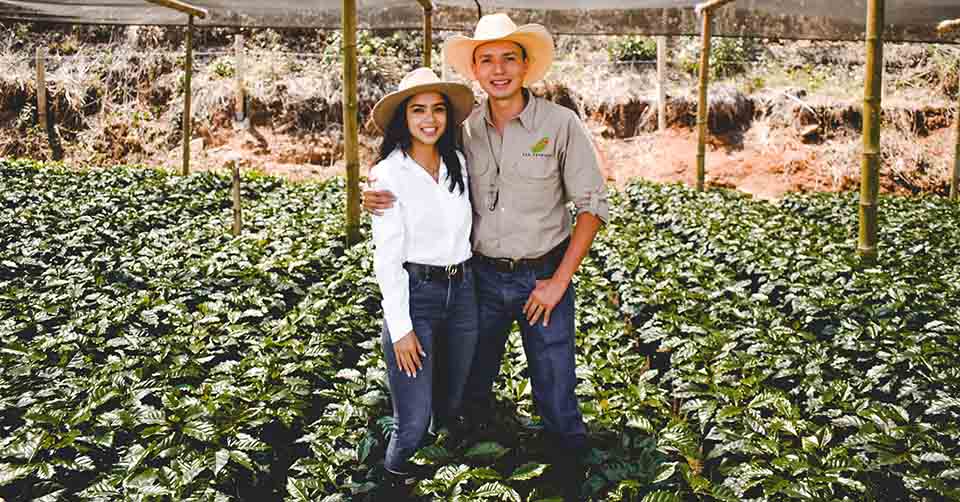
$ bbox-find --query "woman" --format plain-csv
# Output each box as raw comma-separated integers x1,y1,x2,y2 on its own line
369,67,478,494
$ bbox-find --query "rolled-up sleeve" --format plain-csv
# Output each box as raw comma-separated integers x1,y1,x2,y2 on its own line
370,167,412,343
560,110,610,223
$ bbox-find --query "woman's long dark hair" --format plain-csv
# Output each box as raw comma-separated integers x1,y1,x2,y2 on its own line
376,93,465,195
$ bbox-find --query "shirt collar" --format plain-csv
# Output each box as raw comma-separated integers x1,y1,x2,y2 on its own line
395,148,448,180
482,88,536,133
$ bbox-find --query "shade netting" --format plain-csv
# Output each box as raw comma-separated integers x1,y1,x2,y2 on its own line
0,1,958,42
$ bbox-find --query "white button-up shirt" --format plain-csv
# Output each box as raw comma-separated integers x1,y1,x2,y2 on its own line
371,148,473,343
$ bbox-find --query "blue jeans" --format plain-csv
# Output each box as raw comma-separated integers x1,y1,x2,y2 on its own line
381,263,479,474
464,251,587,451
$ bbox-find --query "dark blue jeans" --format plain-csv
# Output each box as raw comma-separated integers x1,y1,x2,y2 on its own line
464,252,587,451
381,263,479,474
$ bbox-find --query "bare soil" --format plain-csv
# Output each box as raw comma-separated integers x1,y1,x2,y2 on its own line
167,119,956,201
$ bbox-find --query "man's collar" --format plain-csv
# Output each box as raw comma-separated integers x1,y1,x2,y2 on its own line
482,88,536,132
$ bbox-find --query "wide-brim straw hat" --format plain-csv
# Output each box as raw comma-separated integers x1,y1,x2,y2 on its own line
443,13,554,86
372,67,475,134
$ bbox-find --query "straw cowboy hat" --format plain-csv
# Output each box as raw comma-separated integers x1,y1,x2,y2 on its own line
372,68,475,133
443,13,555,86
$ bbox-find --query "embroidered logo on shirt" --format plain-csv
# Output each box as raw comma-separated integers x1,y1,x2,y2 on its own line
524,137,553,158
531,137,550,154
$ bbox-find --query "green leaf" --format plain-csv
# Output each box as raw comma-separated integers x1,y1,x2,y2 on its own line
410,444,450,465
287,477,318,501
508,463,547,481
471,467,504,481
626,414,654,432
473,481,522,502
919,452,951,463
641,490,681,502
653,462,677,484
465,442,510,460
183,421,216,442
31,489,66,502
229,450,255,471
0,463,34,486
214,449,230,475
427,464,471,492
356,434,376,463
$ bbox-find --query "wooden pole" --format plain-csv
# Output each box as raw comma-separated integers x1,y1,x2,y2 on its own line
695,12,713,191
343,0,361,244
952,73,959,200
181,15,194,176
939,19,960,200
423,7,433,68
441,44,449,81
691,0,738,191
235,34,245,123
231,162,242,236
695,0,736,13
143,0,207,18
36,47,47,133
657,35,667,131
859,0,883,262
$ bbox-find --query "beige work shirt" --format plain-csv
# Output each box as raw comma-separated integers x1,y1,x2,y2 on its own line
463,92,609,260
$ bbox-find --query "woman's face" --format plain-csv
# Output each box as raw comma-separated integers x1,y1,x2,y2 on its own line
405,91,447,148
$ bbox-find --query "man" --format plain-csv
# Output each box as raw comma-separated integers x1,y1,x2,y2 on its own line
364,13,608,501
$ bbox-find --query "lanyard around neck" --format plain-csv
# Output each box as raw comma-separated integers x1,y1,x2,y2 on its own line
483,122,502,212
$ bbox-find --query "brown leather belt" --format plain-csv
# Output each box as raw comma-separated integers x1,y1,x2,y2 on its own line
476,238,569,273
403,261,469,282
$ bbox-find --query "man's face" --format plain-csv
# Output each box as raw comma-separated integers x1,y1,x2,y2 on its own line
472,40,528,101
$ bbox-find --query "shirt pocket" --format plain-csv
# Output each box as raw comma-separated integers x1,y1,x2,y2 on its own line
516,146,559,182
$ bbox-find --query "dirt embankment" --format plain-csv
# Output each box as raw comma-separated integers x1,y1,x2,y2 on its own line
1,27,958,198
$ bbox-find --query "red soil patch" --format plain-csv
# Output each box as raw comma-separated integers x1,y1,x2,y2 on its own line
595,127,827,200
156,120,956,199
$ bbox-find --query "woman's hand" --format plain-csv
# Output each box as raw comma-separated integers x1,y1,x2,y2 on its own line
394,330,426,378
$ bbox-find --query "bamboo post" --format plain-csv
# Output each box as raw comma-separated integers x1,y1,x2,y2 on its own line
695,0,737,11
938,19,960,200
657,35,667,131
231,162,242,236
692,0,736,191
441,44,449,81
235,34,245,123
181,14,195,176
343,0,361,244
953,72,960,201
144,0,207,17
423,7,433,68
695,13,712,191
859,0,884,262
35,47,47,132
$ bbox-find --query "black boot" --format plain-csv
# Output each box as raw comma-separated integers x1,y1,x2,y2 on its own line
460,398,495,440
373,470,418,502
556,453,585,502
544,434,588,502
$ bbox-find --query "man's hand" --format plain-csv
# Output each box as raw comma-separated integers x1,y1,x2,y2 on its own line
393,330,426,378
523,213,602,328
362,175,397,216
523,277,569,327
